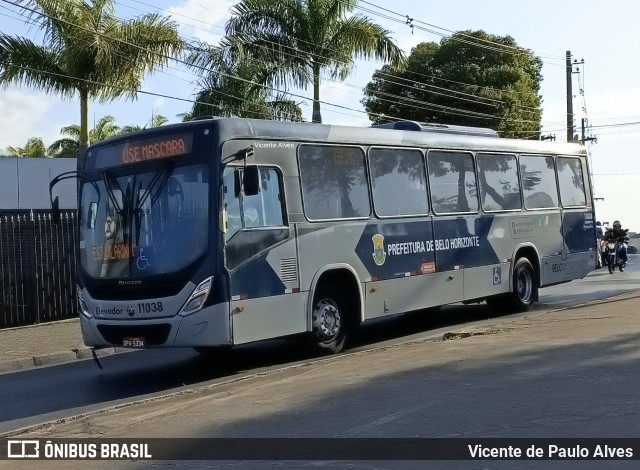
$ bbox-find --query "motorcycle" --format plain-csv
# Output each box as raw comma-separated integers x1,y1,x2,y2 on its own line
604,237,628,273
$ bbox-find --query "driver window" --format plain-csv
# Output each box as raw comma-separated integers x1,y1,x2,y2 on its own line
223,169,242,238
223,167,285,239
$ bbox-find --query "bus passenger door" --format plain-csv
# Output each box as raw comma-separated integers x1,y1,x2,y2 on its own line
556,207,596,281
546,156,594,283
223,166,306,345
560,209,568,261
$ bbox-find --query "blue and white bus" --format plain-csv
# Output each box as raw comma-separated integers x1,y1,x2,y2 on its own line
60,118,596,355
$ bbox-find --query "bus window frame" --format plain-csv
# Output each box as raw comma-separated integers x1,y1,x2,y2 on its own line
223,163,289,237
297,143,371,223
520,153,560,211
367,146,431,219
476,151,523,214
556,155,588,208
426,148,480,216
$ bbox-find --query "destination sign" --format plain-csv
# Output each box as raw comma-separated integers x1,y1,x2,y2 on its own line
333,149,360,165
93,133,193,169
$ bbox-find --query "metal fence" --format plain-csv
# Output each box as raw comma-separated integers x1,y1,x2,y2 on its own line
0,210,78,328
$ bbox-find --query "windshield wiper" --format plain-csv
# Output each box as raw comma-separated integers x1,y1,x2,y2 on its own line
101,170,124,216
101,170,131,245
132,162,175,247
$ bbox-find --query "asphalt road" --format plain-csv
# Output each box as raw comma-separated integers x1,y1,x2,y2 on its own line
0,258,639,440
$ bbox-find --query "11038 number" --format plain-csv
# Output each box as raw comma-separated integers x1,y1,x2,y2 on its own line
137,302,163,313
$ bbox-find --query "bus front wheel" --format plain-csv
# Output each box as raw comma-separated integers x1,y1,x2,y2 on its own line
310,286,350,354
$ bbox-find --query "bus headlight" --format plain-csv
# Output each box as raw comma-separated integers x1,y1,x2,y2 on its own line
77,288,93,319
178,276,213,316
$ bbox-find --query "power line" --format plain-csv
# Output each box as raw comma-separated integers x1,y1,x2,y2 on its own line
0,4,489,125
0,0,549,130
114,0,550,122
124,0,548,111
355,0,565,65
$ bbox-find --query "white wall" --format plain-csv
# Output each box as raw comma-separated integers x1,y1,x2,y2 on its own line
0,157,77,210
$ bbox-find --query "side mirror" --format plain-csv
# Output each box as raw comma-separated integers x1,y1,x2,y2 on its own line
243,165,260,196
52,196,61,224
49,170,80,224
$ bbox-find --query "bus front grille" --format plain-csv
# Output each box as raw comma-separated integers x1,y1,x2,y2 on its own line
97,324,172,346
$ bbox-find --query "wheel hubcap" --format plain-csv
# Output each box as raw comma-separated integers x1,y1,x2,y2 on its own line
517,269,533,302
313,299,341,342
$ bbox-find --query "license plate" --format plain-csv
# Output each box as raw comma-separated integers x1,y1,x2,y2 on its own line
122,336,145,348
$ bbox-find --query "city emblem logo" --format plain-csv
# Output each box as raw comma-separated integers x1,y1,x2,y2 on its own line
372,233,386,266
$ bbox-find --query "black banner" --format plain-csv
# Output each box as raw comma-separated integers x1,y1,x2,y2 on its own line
1,438,639,461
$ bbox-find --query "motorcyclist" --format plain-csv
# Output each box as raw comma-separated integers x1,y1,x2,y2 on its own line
603,220,629,268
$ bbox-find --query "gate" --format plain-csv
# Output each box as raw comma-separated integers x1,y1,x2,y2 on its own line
0,210,78,328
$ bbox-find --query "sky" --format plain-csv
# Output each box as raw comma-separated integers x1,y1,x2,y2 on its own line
1,0,639,231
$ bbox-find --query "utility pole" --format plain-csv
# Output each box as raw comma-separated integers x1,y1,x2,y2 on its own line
566,51,574,142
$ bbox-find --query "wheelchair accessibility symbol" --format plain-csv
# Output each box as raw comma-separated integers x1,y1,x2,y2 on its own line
136,248,151,270
492,267,502,286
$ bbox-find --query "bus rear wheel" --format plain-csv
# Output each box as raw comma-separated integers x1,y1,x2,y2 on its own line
509,257,537,311
310,286,350,354
487,258,537,313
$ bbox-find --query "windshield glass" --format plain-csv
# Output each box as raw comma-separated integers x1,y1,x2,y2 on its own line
79,163,209,279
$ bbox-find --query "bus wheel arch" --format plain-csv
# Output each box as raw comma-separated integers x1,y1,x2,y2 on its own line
308,267,362,354
512,246,540,300
487,248,539,313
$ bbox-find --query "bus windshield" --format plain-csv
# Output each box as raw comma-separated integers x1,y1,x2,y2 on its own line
79,163,209,279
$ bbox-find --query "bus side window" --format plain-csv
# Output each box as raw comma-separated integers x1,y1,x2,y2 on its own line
520,155,559,209
369,147,429,217
242,168,285,228
428,150,478,214
224,167,285,236
557,157,586,207
298,145,370,220
477,153,521,211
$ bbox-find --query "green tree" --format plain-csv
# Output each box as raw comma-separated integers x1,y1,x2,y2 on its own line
47,126,79,158
0,0,183,152
119,114,169,134
225,0,404,123
48,115,121,157
185,40,302,121
362,31,543,138
6,137,48,157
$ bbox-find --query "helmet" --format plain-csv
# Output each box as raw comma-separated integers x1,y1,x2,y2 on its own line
613,220,621,229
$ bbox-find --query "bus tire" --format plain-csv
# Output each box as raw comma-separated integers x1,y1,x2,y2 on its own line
509,257,537,312
310,285,350,354
487,258,537,313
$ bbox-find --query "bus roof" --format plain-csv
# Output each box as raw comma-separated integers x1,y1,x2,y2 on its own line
89,117,586,158
370,120,499,138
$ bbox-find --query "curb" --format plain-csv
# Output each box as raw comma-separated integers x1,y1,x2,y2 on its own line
0,346,125,374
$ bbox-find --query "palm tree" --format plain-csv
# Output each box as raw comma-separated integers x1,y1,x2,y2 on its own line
119,114,169,134
6,137,48,157
48,115,121,157
225,0,404,123
185,40,302,121
0,0,183,153
47,126,79,158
